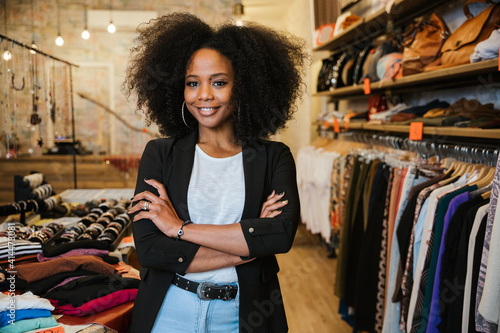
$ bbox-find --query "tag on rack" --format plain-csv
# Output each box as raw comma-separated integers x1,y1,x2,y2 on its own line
323,120,329,130
364,78,371,95
333,118,340,133
409,122,423,141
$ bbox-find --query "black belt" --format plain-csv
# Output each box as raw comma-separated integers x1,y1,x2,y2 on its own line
172,275,238,301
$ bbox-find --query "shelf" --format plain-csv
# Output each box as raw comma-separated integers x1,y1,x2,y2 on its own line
320,121,500,140
313,0,449,52
314,59,500,98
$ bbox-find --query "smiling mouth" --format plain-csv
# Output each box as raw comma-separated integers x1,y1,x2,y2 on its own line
198,107,219,116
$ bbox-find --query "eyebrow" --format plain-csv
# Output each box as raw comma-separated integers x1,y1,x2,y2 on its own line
185,73,231,79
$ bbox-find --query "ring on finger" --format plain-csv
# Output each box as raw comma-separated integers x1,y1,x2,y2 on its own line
144,201,149,210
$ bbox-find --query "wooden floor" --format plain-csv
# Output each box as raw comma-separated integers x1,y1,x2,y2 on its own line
277,224,352,333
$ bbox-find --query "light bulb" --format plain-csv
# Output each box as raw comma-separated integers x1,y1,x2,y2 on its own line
3,50,12,61
55,35,64,46
236,20,243,26
107,21,116,33
30,43,37,54
81,29,90,39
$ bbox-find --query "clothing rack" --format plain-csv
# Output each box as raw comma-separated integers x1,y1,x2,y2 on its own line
0,34,79,189
339,131,500,166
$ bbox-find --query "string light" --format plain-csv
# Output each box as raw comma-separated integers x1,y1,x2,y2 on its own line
107,0,116,33
30,0,37,54
3,49,12,61
55,1,64,46
82,2,90,39
233,0,244,26
2,1,11,60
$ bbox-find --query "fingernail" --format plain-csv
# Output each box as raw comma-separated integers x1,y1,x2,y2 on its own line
278,192,285,196
282,200,288,204
144,178,150,181
277,209,283,212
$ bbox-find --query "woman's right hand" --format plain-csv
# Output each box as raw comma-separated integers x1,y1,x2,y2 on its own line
260,190,288,218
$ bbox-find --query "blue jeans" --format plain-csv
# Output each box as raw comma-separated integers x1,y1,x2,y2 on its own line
151,281,239,333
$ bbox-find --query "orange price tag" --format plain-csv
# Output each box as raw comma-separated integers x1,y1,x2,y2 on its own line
323,120,329,129
122,236,134,244
333,118,340,133
364,78,371,95
33,326,64,333
344,119,350,130
409,122,424,141
498,45,500,71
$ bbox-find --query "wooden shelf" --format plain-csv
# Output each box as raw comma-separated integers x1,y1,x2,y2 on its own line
314,59,500,98
313,0,449,52
320,121,500,140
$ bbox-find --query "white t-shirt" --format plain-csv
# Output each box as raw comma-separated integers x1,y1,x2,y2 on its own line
183,145,245,284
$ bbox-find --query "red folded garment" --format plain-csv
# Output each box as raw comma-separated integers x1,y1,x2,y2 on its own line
50,289,138,316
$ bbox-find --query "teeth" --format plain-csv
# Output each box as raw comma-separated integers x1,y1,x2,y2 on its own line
200,108,214,111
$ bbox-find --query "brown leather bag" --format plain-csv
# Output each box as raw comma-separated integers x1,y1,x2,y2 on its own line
401,12,450,76
439,0,500,67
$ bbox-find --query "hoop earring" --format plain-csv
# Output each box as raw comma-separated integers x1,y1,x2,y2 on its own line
181,101,190,128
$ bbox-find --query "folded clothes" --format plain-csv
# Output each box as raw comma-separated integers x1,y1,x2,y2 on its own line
21,269,100,295
0,309,51,327
0,292,54,312
42,274,140,307
478,119,500,129
0,315,58,333
398,99,450,117
0,238,42,260
36,248,110,262
50,289,137,316
471,29,500,63
42,239,110,258
369,103,408,122
443,98,500,120
455,117,499,128
16,255,115,283
390,112,417,122
423,108,445,118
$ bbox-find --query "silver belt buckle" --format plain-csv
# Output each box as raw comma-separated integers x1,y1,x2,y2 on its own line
196,282,218,300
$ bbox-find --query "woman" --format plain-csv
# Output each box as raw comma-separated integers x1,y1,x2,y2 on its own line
125,12,307,332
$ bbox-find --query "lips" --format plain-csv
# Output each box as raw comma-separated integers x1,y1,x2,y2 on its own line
197,106,219,116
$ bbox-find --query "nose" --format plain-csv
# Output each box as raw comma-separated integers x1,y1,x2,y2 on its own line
198,83,214,101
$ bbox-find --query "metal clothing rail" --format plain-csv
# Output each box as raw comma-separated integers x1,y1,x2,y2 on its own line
0,33,79,67
341,131,500,166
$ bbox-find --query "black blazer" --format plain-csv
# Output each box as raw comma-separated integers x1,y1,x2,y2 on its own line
130,131,300,333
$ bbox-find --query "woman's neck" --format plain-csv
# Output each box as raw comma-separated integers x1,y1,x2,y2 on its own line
197,127,241,158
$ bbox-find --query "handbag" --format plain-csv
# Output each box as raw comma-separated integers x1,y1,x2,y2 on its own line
317,55,337,92
362,39,400,83
353,42,373,85
439,0,500,67
330,52,351,89
401,12,450,76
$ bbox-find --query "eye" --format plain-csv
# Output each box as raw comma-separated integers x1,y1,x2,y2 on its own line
213,81,227,87
186,81,198,87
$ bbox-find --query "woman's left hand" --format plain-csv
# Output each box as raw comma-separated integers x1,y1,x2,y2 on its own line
129,179,183,238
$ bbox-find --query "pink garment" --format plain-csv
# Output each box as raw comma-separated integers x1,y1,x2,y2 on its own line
50,289,138,316
37,248,109,262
